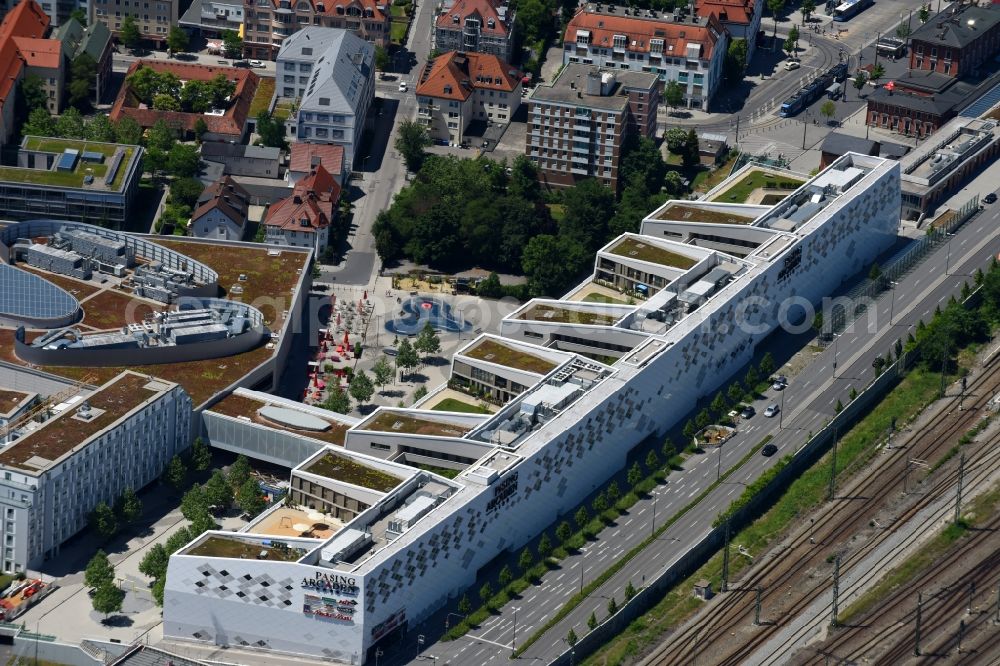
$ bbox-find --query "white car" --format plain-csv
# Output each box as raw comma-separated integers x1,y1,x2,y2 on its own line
248,59,265,68
764,404,780,418
398,81,408,92
784,60,801,71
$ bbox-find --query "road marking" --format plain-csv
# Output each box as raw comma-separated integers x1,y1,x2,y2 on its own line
688,488,697,497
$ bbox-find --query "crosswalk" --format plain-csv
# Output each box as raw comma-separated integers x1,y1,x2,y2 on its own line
734,135,807,165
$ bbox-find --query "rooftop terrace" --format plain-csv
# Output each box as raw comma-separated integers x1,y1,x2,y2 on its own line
185,535,308,562
250,506,342,540
6,138,137,191
210,392,350,446
608,237,697,269
655,203,757,225
462,338,558,375
0,373,163,472
359,411,474,438
0,389,33,416
303,452,404,492
709,169,805,204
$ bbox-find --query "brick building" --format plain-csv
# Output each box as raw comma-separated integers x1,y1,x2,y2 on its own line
908,4,1000,78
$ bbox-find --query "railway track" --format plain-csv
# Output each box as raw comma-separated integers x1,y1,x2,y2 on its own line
640,355,1000,666
799,514,1000,665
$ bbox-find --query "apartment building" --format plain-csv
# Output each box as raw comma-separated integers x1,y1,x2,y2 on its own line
696,0,762,62
526,63,659,191
190,175,251,241
0,0,50,147
243,0,390,60
276,27,374,167
90,0,178,46
415,50,521,145
179,0,244,39
433,0,516,62
563,3,727,111
55,18,113,105
264,164,340,252
909,4,1000,79
0,371,191,572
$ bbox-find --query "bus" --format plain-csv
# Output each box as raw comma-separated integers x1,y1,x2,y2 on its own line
833,0,873,22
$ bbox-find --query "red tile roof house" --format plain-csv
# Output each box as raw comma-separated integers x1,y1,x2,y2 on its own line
190,176,251,242
0,0,50,147
288,143,347,187
264,164,341,254
696,0,763,63
562,4,728,111
415,50,521,146
109,60,261,143
433,0,517,63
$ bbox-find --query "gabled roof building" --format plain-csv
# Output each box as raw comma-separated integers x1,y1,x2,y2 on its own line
190,176,251,241
55,17,113,106
696,0,763,63
264,164,341,253
433,0,516,62
243,0,390,60
0,0,49,145
416,50,521,145
277,28,375,168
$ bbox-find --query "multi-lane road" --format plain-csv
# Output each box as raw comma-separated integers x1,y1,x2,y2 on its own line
381,191,1000,665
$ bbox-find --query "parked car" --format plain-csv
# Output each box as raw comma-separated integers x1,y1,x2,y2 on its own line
398,81,408,92
764,404,780,418
762,443,779,457
740,405,755,419
248,59,265,68
772,375,788,390
784,60,801,71
984,193,997,204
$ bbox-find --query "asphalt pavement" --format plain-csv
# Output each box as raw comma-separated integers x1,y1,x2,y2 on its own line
385,191,1000,666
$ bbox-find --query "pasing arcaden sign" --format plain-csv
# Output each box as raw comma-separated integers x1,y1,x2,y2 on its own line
486,471,518,513
301,572,360,596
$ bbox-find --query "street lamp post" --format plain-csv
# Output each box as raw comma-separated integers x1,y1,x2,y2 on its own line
833,332,840,378
511,607,519,655
779,387,786,429
650,495,658,537
889,281,899,325
717,439,724,481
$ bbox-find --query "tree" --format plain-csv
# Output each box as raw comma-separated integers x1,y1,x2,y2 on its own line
479,582,493,606
86,114,117,142
574,506,589,529
683,419,697,441
374,45,390,72
55,107,87,138
139,543,169,580
868,262,882,282
165,454,187,492
165,526,193,555
92,581,125,618
414,322,441,357
190,437,212,472
627,461,643,488
537,533,552,559
189,509,218,536
592,491,608,514
724,38,749,82
607,481,621,504
499,564,513,588
896,21,911,39
115,116,144,145
759,352,775,378
21,107,55,137
567,628,578,647
167,143,201,177
683,128,700,167
695,408,712,430
607,596,618,615
222,30,243,60
323,387,352,414
853,71,868,98
204,470,234,509
783,33,796,56
666,127,689,154
19,75,48,113
663,80,684,113
820,100,836,124
588,611,598,630
120,16,141,50
90,502,118,539
645,449,660,471
146,119,176,152
745,366,760,390
236,477,266,517
151,577,166,606
710,392,727,417
181,485,211,522
228,455,252,488
372,356,395,390
84,550,114,589
522,233,590,298
193,117,209,143
555,521,572,544
518,547,533,573
170,177,205,208
396,120,432,172
457,594,472,616
869,63,886,86
167,27,189,54
349,371,375,405
256,111,287,149
767,0,785,43
801,0,815,22
116,487,143,524
835,398,843,413
507,154,541,201
395,338,420,379
625,580,637,601
728,383,744,405
919,4,930,23
70,7,87,25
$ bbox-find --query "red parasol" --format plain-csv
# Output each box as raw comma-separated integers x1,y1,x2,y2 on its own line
363,290,368,300
343,331,350,345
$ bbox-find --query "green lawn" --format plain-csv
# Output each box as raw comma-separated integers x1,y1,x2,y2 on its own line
546,203,566,221
583,292,626,304
415,463,461,479
431,397,491,414
23,137,121,155
390,4,408,18
0,166,85,187
710,169,804,203
390,21,408,44
249,77,276,118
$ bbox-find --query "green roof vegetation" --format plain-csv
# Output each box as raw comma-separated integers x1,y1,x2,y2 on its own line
211,393,350,446
430,397,491,414
464,338,557,374
1,141,135,191
710,170,805,204
249,76,276,118
304,452,403,492
23,137,124,155
657,203,756,225
363,411,473,438
186,536,305,562
414,463,461,479
519,304,622,326
582,292,626,304
609,237,698,270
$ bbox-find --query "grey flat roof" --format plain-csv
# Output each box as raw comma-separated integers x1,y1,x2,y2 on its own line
529,63,657,111
820,132,877,157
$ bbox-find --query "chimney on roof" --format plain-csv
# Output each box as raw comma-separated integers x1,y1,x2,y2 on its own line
293,194,302,204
